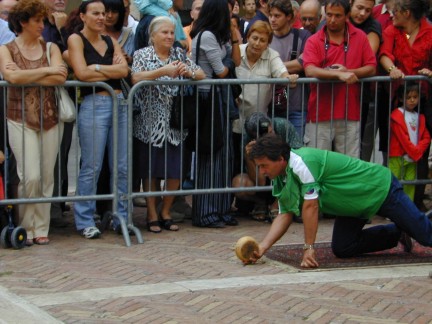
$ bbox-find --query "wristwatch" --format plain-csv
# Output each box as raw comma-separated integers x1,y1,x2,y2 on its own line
191,70,196,80
95,64,101,72
303,243,314,250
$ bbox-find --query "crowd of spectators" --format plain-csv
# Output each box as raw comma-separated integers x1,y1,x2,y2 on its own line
0,0,431,243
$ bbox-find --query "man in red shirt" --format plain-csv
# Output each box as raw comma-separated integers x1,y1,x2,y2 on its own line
302,0,376,158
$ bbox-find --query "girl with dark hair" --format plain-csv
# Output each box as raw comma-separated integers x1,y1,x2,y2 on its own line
189,0,241,228
103,0,135,63
389,82,430,201
67,0,129,239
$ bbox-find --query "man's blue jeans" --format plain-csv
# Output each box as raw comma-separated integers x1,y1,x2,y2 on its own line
331,175,432,258
74,94,128,231
289,110,307,138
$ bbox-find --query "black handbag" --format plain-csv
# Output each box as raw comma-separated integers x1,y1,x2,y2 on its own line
169,83,197,129
169,32,203,130
269,29,299,117
185,91,224,155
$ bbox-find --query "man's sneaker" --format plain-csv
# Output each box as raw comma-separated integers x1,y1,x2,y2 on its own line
81,226,101,239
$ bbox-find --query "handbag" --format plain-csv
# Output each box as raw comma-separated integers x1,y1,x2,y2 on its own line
269,29,300,117
170,83,197,129
120,77,131,99
46,42,76,122
169,32,203,130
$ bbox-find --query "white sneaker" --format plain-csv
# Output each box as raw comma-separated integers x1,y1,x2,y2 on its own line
81,226,101,239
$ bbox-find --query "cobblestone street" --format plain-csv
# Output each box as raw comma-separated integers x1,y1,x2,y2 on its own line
0,205,431,323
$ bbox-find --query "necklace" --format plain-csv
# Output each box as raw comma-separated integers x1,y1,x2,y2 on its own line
405,24,419,40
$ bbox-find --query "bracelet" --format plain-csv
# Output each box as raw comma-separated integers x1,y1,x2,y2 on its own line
303,243,314,250
387,65,396,73
231,40,239,44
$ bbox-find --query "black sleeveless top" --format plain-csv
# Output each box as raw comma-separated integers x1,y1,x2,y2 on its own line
78,32,122,97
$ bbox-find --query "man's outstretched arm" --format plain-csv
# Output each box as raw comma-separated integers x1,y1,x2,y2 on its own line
243,213,293,264
301,198,320,268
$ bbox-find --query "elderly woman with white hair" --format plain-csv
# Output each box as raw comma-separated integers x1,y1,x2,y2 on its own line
131,16,204,233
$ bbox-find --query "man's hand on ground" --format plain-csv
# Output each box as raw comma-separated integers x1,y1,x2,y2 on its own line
300,249,319,268
242,244,266,265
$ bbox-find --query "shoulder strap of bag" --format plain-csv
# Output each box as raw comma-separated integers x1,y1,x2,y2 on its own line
118,27,132,48
46,42,52,66
290,28,299,61
195,31,203,66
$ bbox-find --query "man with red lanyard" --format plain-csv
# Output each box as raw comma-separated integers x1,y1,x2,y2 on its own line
302,0,376,158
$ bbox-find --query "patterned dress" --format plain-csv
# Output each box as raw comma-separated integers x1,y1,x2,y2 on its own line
132,45,200,179
132,46,200,146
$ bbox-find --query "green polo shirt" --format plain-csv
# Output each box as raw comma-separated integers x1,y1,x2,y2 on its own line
273,148,392,219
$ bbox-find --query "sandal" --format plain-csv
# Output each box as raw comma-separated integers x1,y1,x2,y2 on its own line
33,237,49,245
160,219,179,231
26,239,34,247
147,221,162,233
250,209,268,221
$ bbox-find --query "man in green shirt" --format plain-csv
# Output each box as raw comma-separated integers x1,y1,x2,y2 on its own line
246,133,432,268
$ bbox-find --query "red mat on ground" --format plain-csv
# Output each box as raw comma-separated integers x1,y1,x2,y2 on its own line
265,242,432,270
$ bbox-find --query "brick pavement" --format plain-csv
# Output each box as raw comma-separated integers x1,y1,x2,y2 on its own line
0,205,431,323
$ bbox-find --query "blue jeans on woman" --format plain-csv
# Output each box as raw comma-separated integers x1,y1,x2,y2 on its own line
74,93,128,231
331,175,432,258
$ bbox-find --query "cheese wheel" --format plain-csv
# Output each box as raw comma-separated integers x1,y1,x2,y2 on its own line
235,236,259,261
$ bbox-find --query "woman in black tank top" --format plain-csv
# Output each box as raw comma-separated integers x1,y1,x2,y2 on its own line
67,0,130,239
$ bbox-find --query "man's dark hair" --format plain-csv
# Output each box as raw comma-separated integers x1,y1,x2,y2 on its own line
249,133,291,161
190,0,231,45
268,0,293,17
244,112,271,139
325,0,350,14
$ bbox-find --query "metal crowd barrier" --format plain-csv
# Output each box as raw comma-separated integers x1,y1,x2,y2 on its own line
0,80,141,247
0,76,430,247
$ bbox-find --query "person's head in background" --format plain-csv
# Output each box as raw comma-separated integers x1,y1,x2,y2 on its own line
233,0,240,14
300,0,321,33
256,0,270,16
0,0,18,21
231,13,241,30
8,0,48,34
291,0,299,17
324,0,351,34
122,0,131,26
245,112,275,140
243,0,256,18
190,0,231,45
44,0,67,14
190,0,203,22
349,0,375,26
103,0,125,32
78,0,105,34
391,0,430,27
148,15,175,48
397,82,421,112
268,0,294,35
173,0,183,11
